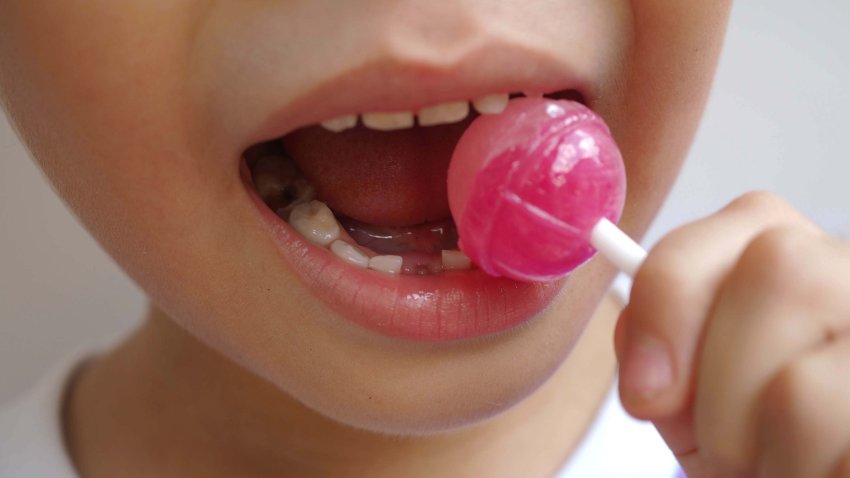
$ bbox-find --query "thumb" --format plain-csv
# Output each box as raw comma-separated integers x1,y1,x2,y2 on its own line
616,311,731,478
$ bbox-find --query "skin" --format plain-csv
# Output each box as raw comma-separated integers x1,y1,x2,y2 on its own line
20,1,846,477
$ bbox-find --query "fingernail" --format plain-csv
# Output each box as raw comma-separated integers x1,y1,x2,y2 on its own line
621,332,674,402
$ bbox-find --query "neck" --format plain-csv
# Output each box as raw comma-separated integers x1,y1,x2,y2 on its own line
64,299,619,478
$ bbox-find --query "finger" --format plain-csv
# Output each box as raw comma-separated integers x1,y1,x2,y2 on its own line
620,192,816,418
695,227,850,473
755,333,850,478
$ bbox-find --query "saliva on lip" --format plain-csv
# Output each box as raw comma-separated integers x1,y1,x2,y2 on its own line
247,143,473,276
447,98,627,282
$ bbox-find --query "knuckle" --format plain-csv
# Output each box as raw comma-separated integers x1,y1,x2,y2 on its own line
760,358,825,433
736,227,813,296
725,191,791,216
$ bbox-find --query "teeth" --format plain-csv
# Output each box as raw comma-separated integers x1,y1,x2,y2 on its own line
441,250,472,271
320,114,358,132
330,240,369,268
362,111,415,131
251,155,316,219
368,255,403,274
288,201,341,247
522,91,544,98
324,93,513,133
273,182,316,221
418,101,470,126
472,93,510,115
254,170,292,204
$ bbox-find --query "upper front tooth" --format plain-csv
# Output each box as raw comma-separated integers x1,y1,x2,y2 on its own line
362,111,415,131
472,93,509,115
320,114,358,132
417,101,470,126
288,200,340,247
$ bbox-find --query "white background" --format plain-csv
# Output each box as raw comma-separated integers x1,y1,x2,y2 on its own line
2,2,850,401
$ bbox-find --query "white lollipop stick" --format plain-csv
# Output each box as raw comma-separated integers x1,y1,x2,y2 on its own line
590,218,647,306
590,218,646,278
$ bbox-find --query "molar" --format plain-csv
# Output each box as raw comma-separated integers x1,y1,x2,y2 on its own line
417,101,470,126
362,111,415,131
252,155,315,216
288,200,341,247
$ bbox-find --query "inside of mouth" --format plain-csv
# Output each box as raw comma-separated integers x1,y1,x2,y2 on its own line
245,89,585,276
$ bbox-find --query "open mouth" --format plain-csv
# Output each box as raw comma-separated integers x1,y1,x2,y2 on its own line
241,89,585,341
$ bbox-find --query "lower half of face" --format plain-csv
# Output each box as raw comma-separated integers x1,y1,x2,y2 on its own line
0,0,730,434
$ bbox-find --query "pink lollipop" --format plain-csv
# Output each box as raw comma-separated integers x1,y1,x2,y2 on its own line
448,98,645,282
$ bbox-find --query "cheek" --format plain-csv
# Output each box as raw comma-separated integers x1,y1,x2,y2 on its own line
595,0,732,239
0,0,731,436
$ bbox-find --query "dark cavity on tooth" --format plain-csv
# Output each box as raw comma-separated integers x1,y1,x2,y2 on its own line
251,154,315,220
339,216,458,256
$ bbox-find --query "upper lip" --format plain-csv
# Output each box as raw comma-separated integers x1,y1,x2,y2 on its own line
246,42,592,146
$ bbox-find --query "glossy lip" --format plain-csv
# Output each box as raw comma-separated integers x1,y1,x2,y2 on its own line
244,42,592,146
240,161,565,341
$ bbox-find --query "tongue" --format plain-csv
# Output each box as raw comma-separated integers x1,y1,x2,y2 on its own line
282,117,474,227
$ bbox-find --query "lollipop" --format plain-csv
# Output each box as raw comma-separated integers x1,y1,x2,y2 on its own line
448,98,646,282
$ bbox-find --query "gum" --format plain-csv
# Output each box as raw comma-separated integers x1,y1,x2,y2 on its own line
448,98,626,282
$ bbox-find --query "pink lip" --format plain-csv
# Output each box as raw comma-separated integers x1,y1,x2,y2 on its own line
240,162,564,341
244,43,591,146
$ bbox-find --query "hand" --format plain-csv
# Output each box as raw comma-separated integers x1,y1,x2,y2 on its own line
615,192,850,478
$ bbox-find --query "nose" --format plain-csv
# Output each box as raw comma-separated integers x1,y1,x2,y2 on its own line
367,0,497,67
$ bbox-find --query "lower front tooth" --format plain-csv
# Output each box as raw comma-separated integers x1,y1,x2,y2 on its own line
368,255,403,274
288,200,341,247
441,250,472,270
330,240,369,268
362,111,415,131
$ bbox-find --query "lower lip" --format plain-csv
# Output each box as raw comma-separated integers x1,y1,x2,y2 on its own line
240,162,565,342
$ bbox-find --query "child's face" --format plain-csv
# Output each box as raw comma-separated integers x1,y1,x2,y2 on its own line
0,1,730,433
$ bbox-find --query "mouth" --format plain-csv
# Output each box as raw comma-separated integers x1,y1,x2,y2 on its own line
241,87,587,341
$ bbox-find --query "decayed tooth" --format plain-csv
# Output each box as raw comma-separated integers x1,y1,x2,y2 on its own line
417,101,470,126
330,240,369,268
273,181,317,221
253,155,299,202
472,93,510,115
251,154,317,216
320,114,358,132
254,168,292,204
362,111,415,131
442,250,472,270
368,255,403,274
288,201,340,247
